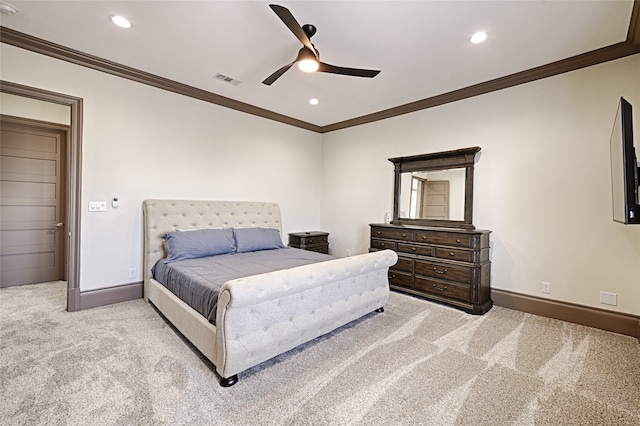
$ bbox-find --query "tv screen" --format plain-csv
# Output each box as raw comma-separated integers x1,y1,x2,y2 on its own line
610,97,640,224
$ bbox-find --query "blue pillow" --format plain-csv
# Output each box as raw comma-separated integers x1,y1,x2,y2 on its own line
162,228,235,263
234,227,285,253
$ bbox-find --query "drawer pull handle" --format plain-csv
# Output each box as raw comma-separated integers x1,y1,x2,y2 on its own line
433,284,447,292
433,267,448,275
376,231,382,235
422,236,427,240
402,233,407,237
449,252,455,256
380,243,385,247
411,247,417,251
456,239,461,243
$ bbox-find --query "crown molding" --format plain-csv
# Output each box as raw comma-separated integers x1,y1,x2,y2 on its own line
1,0,639,134
322,42,640,133
628,0,640,45
323,0,640,133
0,26,321,133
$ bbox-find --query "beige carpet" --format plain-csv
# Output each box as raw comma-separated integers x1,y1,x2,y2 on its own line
1,281,639,425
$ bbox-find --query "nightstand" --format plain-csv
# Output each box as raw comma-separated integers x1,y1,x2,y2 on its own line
288,231,329,254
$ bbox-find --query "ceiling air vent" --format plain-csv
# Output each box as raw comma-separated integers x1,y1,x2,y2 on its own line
213,73,241,86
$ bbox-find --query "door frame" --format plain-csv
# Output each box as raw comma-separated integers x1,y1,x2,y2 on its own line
1,80,83,311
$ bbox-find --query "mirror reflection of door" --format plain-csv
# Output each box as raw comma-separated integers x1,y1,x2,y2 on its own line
405,168,466,221
0,118,67,287
422,180,449,219
411,177,449,219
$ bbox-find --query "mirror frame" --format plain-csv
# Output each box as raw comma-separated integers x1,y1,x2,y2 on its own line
389,146,481,230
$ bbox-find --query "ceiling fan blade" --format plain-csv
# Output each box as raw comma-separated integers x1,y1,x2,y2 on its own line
262,61,295,85
318,62,380,78
269,4,316,54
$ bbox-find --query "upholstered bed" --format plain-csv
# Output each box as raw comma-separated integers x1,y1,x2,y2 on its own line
143,200,397,386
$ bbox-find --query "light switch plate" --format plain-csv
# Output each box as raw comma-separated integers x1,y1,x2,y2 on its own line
89,201,107,212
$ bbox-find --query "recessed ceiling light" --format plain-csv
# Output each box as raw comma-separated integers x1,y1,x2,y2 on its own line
109,15,132,29
470,32,488,44
309,98,319,106
0,2,17,15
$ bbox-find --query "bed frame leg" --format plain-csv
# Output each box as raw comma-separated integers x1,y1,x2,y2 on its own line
220,375,238,387
375,307,384,313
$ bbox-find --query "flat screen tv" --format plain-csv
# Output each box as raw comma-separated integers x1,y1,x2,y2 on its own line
610,97,639,224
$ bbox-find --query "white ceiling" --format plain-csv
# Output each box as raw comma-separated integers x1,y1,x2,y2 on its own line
0,1,635,127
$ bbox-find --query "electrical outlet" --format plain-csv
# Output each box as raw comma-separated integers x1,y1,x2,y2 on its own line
599,291,617,306
346,249,351,257
128,268,136,279
541,282,551,294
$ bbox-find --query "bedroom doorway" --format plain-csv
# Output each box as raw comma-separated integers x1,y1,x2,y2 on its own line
0,117,68,287
0,80,83,311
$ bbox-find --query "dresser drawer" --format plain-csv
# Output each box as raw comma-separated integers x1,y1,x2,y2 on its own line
390,256,412,273
414,277,471,302
370,239,396,250
371,227,413,241
415,231,472,248
388,271,412,288
434,247,473,262
414,260,471,283
397,243,433,257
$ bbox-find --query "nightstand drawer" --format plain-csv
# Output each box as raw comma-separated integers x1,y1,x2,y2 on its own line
289,232,328,246
306,246,329,254
289,232,329,254
302,236,327,245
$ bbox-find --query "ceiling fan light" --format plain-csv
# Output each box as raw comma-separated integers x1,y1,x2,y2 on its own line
298,59,319,73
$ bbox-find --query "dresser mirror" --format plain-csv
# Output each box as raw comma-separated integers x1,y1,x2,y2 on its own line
389,147,481,230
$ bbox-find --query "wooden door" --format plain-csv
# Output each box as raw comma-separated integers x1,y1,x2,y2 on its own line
0,119,67,287
420,180,450,219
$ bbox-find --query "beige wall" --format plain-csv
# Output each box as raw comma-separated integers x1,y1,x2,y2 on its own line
0,93,70,124
2,42,638,316
321,54,640,316
0,44,323,291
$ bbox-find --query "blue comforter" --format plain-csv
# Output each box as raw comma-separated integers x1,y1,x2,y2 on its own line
152,247,334,324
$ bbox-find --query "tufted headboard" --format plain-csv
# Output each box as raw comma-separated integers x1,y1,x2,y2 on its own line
142,200,282,286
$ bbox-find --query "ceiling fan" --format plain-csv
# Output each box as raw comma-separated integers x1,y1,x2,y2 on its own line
262,4,381,85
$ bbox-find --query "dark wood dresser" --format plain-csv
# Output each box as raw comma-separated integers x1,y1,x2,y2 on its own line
370,224,492,314
288,231,329,254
